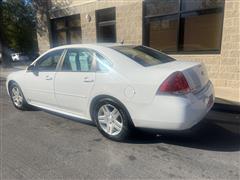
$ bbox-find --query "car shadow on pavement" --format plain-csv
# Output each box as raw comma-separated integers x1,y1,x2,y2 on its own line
31,106,240,152
127,122,240,152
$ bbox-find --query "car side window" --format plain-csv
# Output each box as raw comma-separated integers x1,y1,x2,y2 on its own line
95,52,112,72
37,50,63,71
62,49,94,72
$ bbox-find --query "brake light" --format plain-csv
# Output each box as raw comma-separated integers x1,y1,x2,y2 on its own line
158,71,191,94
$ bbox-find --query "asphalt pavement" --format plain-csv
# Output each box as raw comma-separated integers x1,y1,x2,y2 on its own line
0,77,239,179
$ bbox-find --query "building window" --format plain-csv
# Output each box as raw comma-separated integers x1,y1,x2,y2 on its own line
51,15,81,47
96,7,116,43
144,0,224,54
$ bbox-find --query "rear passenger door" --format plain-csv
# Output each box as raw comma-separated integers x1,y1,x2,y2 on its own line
54,48,96,117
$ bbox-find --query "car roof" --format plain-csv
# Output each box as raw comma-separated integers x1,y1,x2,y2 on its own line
32,43,145,73
49,43,137,51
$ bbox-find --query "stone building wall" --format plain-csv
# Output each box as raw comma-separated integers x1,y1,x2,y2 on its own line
36,0,143,51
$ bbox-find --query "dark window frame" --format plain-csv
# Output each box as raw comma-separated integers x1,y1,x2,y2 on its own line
143,0,225,54
95,7,117,43
51,14,81,47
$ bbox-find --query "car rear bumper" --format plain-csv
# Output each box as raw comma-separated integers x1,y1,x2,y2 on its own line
132,81,214,130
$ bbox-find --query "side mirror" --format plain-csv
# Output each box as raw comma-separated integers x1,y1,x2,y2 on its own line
27,64,35,71
27,64,38,75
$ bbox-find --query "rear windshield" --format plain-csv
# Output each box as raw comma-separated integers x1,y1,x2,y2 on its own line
111,45,175,67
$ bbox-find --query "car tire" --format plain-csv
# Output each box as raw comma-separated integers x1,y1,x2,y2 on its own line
93,98,133,141
9,82,29,110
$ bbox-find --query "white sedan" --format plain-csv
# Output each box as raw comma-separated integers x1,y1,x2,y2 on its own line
6,44,214,141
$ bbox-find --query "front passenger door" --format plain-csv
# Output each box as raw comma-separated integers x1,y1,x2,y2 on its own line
24,49,64,108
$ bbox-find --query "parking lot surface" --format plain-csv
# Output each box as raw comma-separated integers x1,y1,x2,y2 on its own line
0,79,239,179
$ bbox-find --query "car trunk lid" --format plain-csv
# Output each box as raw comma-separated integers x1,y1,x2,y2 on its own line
182,63,209,93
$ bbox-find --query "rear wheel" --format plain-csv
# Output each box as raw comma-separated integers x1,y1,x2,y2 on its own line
93,98,132,141
9,82,29,110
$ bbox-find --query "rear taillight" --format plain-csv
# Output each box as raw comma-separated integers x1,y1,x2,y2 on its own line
157,71,191,94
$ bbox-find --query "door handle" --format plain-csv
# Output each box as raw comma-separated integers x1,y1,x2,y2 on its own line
84,79,94,83
83,77,94,83
45,76,53,80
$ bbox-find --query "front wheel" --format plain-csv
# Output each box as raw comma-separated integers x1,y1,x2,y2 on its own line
9,82,29,110
93,98,133,141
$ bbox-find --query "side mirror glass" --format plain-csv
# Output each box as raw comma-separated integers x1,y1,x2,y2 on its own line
27,64,38,75
27,64,35,71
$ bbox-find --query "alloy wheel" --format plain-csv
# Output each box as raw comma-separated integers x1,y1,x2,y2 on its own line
11,86,23,107
97,104,123,136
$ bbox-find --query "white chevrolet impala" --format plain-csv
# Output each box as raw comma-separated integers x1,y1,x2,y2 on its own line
6,44,214,141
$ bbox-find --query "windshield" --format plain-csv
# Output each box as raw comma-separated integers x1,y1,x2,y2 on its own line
111,45,175,67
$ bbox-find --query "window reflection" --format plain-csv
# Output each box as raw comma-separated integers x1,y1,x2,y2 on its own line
144,0,224,53
149,16,178,52
56,31,67,45
70,30,81,44
182,12,223,51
